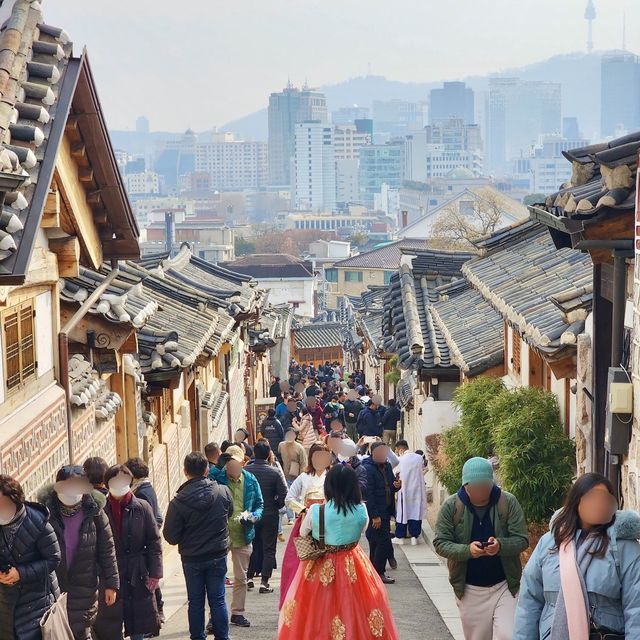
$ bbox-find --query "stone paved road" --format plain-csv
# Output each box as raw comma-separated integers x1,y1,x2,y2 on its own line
160,528,453,640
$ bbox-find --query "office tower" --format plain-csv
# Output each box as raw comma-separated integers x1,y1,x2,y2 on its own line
486,78,561,173
268,83,328,188
359,142,403,205
372,99,426,139
600,53,640,137
294,121,336,212
332,106,370,125
429,81,475,125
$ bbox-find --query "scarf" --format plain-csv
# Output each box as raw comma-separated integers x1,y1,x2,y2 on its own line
59,501,83,518
108,491,133,538
551,534,598,640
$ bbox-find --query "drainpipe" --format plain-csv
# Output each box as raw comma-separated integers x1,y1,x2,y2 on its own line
574,239,633,500
59,265,120,464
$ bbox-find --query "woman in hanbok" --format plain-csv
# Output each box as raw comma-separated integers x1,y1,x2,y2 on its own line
279,464,399,639
278,443,331,608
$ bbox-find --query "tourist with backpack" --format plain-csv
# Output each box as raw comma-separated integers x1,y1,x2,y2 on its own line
433,457,528,640
513,472,640,640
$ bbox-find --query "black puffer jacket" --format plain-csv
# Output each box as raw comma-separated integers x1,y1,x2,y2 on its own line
259,417,285,454
244,460,287,516
0,502,60,640
163,477,232,562
93,495,162,639
45,492,119,640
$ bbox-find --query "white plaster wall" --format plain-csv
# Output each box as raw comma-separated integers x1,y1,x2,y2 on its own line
35,291,54,377
421,399,460,438
257,278,315,317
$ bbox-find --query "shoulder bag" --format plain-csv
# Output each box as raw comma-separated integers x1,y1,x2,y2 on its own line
294,504,326,561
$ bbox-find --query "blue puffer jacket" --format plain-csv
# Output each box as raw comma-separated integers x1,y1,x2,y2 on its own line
513,510,640,639
215,468,264,544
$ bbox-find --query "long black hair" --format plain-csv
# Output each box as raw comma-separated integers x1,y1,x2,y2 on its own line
553,472,616,558
324,464,362,515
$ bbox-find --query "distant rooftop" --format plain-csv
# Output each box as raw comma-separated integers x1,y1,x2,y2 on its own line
332,239,432,270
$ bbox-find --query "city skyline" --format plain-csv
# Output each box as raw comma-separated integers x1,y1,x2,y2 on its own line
44,0,639,131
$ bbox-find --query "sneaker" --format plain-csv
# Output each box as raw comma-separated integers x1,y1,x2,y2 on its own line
411,536,419,546
225,578,233,587
380,574,396,585
247,580,254,590
259,583,274,594
231,614,251,627
388,557,398,570
392,537,405,545
278,533,286,542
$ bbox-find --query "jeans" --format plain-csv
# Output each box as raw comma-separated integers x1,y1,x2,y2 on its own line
366,517,393,575
130,636,144,640
183,556,229,640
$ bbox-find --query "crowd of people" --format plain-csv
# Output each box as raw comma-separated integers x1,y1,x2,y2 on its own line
3,355,633,640
0,456,164,640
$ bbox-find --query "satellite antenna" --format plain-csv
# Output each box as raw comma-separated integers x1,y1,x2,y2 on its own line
584,0,596,53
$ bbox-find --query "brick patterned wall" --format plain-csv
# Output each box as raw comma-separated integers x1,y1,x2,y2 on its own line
625,252,640,509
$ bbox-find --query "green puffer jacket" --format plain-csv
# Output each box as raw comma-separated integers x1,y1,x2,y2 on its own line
433,489,528,599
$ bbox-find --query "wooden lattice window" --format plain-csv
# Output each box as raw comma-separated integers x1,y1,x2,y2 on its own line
3,301,36,393
511,331,521,376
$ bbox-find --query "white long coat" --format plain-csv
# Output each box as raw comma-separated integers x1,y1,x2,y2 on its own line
395,452,427,524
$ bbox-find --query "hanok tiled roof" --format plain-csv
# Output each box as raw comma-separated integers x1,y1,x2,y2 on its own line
0,2,139,283
462,218,592,358
219,254,314,279
60,260,238,378
201,378,228,430
430,281,504,375
530,132,639,246
0,3,72,276
145,245,266,317
332,239,432,270
382,249,472,372
293,322,344,350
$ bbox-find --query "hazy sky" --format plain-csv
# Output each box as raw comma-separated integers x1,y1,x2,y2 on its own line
45,0,638,132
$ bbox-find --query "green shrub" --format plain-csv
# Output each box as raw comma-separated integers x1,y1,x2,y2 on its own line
436,424,472,494
453,377,507,456
492,386,575,523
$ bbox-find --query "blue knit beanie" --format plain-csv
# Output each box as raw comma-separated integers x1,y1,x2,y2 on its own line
462,457,494,485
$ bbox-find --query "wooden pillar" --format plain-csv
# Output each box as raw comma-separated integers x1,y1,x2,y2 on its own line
111,367,127,463
125,374,139,459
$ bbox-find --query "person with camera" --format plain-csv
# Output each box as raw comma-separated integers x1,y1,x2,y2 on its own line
433,457,528,640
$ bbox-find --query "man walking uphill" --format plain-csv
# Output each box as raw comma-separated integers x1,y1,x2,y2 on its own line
433,457,528,640
163,452,232,640
245,441,288,594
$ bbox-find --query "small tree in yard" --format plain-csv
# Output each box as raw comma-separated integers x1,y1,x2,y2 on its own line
492,387,575,524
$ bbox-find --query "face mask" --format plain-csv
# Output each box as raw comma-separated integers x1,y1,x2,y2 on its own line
58,493,83,507
109,484,131,498
0,505,16,525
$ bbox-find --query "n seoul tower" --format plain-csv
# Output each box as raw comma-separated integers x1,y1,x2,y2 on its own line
585,0,596,53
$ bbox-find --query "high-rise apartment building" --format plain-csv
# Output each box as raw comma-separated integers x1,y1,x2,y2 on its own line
429,81,475,125
268,83,328,188
333,120,372,206
195,133,267,191
601,53,640,137
486,78,561,173
294,121,336,212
